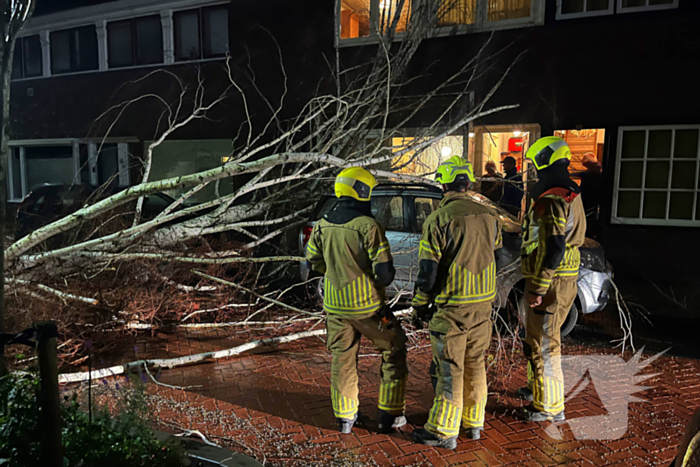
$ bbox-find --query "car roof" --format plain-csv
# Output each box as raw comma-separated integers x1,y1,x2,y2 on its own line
374,182,442,193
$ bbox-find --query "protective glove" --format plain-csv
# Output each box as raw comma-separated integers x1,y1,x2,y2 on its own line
378,305,395,330
411,304,434,328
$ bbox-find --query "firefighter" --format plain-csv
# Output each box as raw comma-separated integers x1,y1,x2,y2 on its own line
411,156,503,449
516,137,586,422
305,167,408,434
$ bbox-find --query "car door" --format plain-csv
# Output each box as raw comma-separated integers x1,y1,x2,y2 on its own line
371,193,414,302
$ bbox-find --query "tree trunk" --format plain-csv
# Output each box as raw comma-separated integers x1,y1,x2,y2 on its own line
0,30,17,377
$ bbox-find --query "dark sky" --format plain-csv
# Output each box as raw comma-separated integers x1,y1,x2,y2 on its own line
34,0,122,16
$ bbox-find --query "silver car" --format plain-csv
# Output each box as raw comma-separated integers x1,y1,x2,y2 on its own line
300,183,612,337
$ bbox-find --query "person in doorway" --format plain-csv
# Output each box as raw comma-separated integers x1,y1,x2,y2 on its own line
500,155,524,217
480,160,503,203
305,167,409,434
410,156,502,449
516,137,586,422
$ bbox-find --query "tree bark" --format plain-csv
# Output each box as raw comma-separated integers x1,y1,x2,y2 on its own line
0,12,17,378
1,0,35,375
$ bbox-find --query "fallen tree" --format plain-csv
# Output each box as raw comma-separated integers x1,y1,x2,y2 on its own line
3,0,528,365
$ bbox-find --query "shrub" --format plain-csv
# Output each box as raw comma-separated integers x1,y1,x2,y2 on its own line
0,374,187,467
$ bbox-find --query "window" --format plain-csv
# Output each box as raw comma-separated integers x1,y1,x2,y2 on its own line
414,197,441,232
341,0,371,38
339,0,542,41
174,6,228,61
438,0,477,26
391,135,464,177
487,0,531,22
617,0,677,13
108,15,163,68
150,140,235,203
11,35,43,80
50,26,98,74
8,141,131,201
613,126,700,226
372,196,406,232
25,146,76,191
557,0,613,19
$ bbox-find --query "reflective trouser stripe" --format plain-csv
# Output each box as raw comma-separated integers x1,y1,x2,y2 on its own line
462,394,487,428
527,361,534,391
379,378,407,414
532,376,565,414
523,276,576,416
331,386,359,419
426,398,462,438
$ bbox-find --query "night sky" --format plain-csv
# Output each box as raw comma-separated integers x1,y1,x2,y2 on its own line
34,0,122,16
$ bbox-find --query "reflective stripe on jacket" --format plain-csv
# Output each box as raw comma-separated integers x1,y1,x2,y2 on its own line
412,191,502,308
521,188,586,295
306,214,393,318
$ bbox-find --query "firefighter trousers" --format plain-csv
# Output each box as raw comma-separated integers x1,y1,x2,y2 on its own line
425,303,492,439
523,275,578,415
326,312,408,420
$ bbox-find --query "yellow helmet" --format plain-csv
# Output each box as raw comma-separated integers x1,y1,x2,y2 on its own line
525,137,572,171
435,156,475,185
335,167,377,201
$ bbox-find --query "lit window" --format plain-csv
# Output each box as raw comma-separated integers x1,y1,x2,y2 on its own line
391,135,464,177
438,0,477,26
487,0,531,22
50,26,98,74
379,0,411,33
12,35,43,80
618,0,677,12
108,15,163,68
174,6,229,61
614,126,700,226
341,0,370,38
339,0,543,41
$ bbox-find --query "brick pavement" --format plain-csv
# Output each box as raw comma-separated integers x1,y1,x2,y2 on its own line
106,327,700,466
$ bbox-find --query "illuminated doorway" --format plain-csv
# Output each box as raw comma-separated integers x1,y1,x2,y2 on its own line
553,128,606,180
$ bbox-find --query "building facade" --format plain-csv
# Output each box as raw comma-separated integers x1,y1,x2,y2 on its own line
8,0,700,314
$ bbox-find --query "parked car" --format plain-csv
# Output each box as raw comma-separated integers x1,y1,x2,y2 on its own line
299,183,612,337
14,183,176,241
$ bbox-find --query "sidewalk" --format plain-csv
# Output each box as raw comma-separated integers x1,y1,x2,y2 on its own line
111,327,700,466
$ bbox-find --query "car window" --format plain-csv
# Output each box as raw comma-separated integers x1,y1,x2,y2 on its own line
144,194,171,210
317,197,336,219
371,196,405,232
414,197,441,232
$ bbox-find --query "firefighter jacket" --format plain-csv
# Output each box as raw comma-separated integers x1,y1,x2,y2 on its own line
306,198,395,319
521,188,586,296
412,191,503,309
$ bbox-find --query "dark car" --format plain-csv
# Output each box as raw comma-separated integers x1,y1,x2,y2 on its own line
14,183,175,241
300,183,612,337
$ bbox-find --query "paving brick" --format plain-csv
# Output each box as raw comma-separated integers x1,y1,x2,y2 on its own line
92,327,700,467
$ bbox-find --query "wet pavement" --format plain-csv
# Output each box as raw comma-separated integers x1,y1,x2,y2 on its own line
96,316,700,467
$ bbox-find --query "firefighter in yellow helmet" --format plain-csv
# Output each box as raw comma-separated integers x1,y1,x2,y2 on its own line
411,156,503,449
516,137,586,422
305,167,408,434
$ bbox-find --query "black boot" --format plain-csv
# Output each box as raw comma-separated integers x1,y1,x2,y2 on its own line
337,414,358,434
411,428,457,450
464,427,482,440
377,410,407,433
520,405,565,422
515,386,534,402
